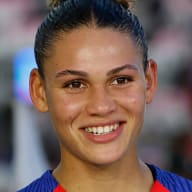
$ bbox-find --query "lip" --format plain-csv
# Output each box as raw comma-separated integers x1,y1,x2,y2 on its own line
80,122,125,144
80,121,125,129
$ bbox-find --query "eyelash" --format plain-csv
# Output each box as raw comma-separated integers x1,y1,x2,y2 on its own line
111,76,134,86
62,76,134,92
63,79,87,89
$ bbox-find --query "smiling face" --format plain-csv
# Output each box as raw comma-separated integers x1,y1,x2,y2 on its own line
30,27,157,165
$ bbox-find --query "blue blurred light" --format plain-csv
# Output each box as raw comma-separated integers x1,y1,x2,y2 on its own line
14,47,37,105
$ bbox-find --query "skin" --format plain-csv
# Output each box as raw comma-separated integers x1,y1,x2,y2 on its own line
30,27,157,192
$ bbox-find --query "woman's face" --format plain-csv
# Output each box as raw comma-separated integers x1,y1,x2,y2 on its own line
30,27,157,165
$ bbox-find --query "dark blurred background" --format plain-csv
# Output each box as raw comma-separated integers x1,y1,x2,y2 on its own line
0,0,192,191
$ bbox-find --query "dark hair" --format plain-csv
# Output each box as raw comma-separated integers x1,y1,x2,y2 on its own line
34,0,148,78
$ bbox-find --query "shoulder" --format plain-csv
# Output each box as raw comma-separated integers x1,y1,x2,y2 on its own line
17,170,59,192
148,164,192,192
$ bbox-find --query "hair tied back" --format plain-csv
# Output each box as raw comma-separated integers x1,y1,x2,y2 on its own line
49,0,66,8
115,0,136,10
49,0,136,10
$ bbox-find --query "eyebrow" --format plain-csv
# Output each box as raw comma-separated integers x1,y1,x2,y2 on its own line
107,64,138,76
55,64,138,78
55,69,88,78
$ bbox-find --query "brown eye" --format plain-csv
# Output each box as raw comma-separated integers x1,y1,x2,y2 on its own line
111,76,133,85
63,80,86,89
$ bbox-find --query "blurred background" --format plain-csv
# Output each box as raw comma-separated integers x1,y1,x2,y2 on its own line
0,0,192,191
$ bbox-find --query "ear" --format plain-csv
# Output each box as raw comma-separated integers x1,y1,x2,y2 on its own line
145,59,158,104
29,69,48,112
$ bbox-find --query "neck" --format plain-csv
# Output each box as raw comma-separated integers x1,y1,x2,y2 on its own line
53,147,153,192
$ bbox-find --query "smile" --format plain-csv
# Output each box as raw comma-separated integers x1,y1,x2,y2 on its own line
84,123,119,135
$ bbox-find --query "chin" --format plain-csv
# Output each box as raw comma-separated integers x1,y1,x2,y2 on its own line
84,149,126,167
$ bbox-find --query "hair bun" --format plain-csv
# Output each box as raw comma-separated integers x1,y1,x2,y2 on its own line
115,0,136,10
49,0,136,9
49,0,65,8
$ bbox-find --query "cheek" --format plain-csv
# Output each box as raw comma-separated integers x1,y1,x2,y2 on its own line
115,86,146,113
47,91,85,128
116,87,146,141
120,95,146,121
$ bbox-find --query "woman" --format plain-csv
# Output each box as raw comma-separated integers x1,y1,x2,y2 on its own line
18,0,192,191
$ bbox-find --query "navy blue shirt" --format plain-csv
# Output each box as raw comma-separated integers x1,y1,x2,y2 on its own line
18,164,192,192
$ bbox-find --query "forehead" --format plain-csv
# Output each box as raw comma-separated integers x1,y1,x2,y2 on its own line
46,27,142,72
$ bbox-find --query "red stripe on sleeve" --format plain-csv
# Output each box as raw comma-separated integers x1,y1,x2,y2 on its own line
54,185,67,192
54,181,170,192
151,181,170,192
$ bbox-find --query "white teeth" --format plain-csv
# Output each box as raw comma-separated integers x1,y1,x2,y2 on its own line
93,127,97,134
109,125,113,132
84,123,119,135
98,127,103,134
104,126,110,133
114,124,118,130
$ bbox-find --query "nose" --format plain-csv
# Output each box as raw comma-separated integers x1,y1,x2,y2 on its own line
86,86,117,116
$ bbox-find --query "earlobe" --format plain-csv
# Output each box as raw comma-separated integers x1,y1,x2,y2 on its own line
29,69,48,112
145,59,158,104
